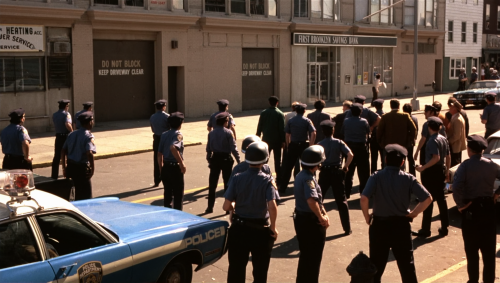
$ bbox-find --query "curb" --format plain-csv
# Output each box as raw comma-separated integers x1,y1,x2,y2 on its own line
30,141,202,169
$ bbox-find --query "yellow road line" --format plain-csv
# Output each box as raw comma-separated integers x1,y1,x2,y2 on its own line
420,260,468,283
131,183,221,203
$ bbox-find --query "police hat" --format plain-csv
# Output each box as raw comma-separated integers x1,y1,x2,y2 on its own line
295,103,307,110
241,135,261,153
216,99,229,106
57,99,70,105
385,144,408,158
8,108,25,118
300,145,325,166
485,92,497,100
354,95,366,103
154,99,167,106
427,116,443,128
82,101,94,107
424,104,437,112
245,141,269,165
320,120,335,128
467,135,488,152
169,112,184,120
371,98,384,107
215,112,229,120
77,111,93,122
268,96,279,102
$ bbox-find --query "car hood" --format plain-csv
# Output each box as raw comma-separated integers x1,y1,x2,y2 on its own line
453,88,493,95
73,198,210,241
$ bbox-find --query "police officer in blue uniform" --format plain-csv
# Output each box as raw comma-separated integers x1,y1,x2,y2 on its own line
158,112,185,210
279,103,316,194
223,141,279,283
1,109,33,170
317,120,353,235
370,98,385,173
481,92,500,139
293,145,329,283
151,99,170,187
361,144,432,283
229,135,271,181
414,117,451,238
453,135,500,283
52,99,73,179
414,105,447,165
74,101,93,130
342,103,370,198
345,95,381,133
61,112,96,200
208,99,236,139
206,112,241,213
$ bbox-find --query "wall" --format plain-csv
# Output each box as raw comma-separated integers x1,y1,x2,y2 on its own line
291,46,307,104
444,0,483,58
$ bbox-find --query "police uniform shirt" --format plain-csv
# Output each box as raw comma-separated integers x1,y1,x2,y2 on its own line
224,167,279,219
63,128,96,163
453,154,500,208
74,109,86,130
0,124,31,156
411,115,419,135
421,121,447,139
345,107,380,126
362,167,430,217
371,109,385,141
207,111,235,129
229,162,271,182
294,170,323,213
318,137,350,166
481,103,500,131
342,117,370,143
206,127,241,160
285,114,316,143
425,133,450,165
53,110,72,134
150,111,171,136
158,129,184,163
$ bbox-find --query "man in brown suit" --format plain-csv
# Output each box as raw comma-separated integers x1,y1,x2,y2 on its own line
446,99,466,167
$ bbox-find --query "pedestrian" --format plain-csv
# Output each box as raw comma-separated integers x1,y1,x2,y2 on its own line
342,103,370,197
205,112,240,214
293,145,329,283
433,101,447,123
332,100,352,141
453,135,500,283
229,135,271,181
285,101,301,177
317,120,353,235
1,108,33,171
486,67,494,80
51,99,73,179
256,96,285,183
345,95,381,133
446,100,466,167
158,112,185,210
74,101,93,130
61,112,95,200
402,103,418,176
372,74,384,102
445,97,469,137
361,144,432,283
490,69,500,79
150,99,170,187
223,141,279,283
414,105,447,165
370,98,385,173
414,117,451,238
480,64,486,80
470,67,478,84
458,68,468,91
285,101,300,125
207,99,236,139
279,103,316,194
480,92,500,139
307,100,331,143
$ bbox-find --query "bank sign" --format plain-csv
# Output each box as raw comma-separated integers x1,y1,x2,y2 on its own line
293,33,397,47
0,25,44,52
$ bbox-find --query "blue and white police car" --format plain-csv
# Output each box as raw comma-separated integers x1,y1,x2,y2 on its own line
0,170,228,283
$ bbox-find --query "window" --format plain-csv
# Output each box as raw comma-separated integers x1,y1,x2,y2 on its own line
294,0,308,17
269,0,277,16
231,0,245,13
473,22,478,43
94,0,118,4
405,0,436,26
125,0,143,6
205,0,225,12
418,43,435,53
355,0,369,21
48,57,71,89
404,0,414,25
0,57,45,93
485,4,490,30
448,21,454,42
450,58,466,78
354,47,393,85
311,0,340,19
461,22,466,43
472,58,478,69
0,219,41,269
369,0,393,24
172,0,183,9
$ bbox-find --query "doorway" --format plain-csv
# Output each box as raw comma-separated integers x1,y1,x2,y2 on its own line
434,59,442,92
168,67,178,113
306,47,340,102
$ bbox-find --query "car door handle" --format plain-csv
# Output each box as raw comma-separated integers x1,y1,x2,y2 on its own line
60,263,78,277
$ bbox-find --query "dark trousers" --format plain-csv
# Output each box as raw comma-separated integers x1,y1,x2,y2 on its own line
161,164,184,210
293,212,326,283
406,146,416,177
66,161,92,200
370,139,385,173
450,151,462,168
369,218,418,283
345,142,370,198
372,87,379,101
461,198,496,283
153,135,161,185
265,141,282,183
227,222,274,283
420,165,449,232
485,128,498,139
52,134,67,179
207,154,234,209
280,142,309,192
2,155,33,171
318,167,350,232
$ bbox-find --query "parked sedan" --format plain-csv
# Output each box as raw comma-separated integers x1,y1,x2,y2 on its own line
453,80,500,108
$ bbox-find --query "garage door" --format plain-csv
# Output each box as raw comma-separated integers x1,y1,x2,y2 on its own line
242,48,274,111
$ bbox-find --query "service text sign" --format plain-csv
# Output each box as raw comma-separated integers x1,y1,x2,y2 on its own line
293,33,397,47
0,25,44,52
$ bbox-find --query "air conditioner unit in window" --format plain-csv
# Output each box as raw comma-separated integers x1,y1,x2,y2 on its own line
53,42,71,54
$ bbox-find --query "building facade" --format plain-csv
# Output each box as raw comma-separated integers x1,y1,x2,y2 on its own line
0,0,445,133
482,0,500,66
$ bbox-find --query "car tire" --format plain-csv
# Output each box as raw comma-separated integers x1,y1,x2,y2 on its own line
158,259,193,283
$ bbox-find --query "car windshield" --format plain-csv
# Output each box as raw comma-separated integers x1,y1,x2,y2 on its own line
469,81,498,89
485,138,500,156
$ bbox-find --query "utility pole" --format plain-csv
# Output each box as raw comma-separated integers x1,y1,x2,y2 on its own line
411,0,420,111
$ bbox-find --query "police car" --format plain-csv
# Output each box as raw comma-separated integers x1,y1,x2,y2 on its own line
0,170,228,283
453,80,500,108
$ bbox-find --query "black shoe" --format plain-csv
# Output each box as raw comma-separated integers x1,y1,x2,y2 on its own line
225,211,230,215
345,230,352,235
278,189,286,195
411,230,431,238
153,182,160,187
438,227,448,236
205,208,213,214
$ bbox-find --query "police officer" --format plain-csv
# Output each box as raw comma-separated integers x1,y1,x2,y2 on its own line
52,99,73,179
317,120,353,235
293,145,328,283
74,101,93,130
158,112,185,210
342,103,370,198
223,141,279,283
1,108,33,170
150,99,170,187
370,98,385,173
453,135,500,283
414,105,447,166
61,112,95,200
414,117,451,238
279,103,316,194
480,92,500,139
206,112,241,213
229,135,271,181
207,99,236,139
361,144,432,283
345,95,381,133
332,100,352,141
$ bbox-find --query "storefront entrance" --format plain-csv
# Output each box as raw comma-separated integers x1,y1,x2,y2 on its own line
307,47,340,102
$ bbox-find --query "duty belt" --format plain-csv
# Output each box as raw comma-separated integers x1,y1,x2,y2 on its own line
56,133,69,136
164,162,179,166
4,154,24,159
321,165,341,170
232,214,269,230
373,215,412,222
293,209,317,220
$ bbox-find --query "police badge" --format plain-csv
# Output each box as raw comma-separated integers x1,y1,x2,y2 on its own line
177,134,183,142
307,180,315,190
77,261,103,283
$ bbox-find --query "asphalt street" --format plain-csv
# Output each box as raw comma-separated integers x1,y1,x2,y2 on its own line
34,107,500,282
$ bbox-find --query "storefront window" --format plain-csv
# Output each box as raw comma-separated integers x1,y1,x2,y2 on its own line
1,57,45,93
294,0,308,17
383,48,393,83
206,0,226,12
354,47,393,85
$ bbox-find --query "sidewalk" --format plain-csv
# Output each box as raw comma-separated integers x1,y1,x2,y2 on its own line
2,92,454,168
